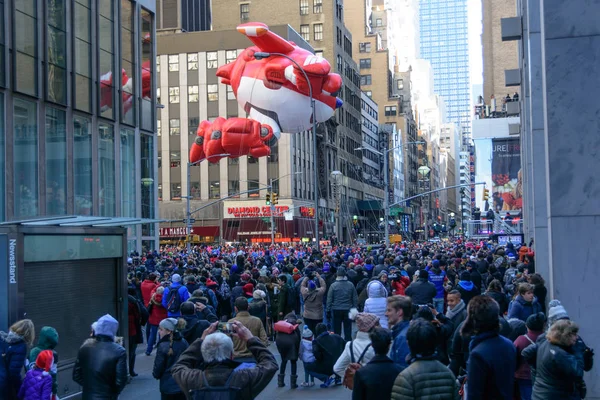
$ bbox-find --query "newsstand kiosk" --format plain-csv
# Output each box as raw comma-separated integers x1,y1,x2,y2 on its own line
0,222,128,398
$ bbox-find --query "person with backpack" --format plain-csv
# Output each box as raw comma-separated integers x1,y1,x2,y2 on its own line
352,327,402,400
274,312,302,389
162,274,190,318
333,312,377,388
171,321,278,400
153,318,189,400
303,323,346,388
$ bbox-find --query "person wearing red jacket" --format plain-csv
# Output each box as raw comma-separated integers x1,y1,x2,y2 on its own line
141,273,160,306
389,267,410,296
146,287,168,356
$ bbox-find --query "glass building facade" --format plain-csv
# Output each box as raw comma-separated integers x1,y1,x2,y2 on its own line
419,0,471,136
0,0,158,253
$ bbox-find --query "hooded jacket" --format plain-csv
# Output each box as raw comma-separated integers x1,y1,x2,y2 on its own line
28,326,59,397
301,276,326,320
0,331,28,399
507,295,542,322
364,281,389,328
333,331,376,378
18,368,52,400
153,332,189,394
180,314,210,345
456,280,480,305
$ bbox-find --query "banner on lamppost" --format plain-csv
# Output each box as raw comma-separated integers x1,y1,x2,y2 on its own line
491,138,522,211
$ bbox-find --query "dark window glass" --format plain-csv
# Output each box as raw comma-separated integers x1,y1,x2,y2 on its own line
73,116,92,215
14,0,38,96
14,98,38,217
45,108,67,215
74,0,92,112
141,134,156,236
98,123,115,216
0,0,5,87
99,0,115,119
121,0,134,125
140,8,154,132
47,0,67,104
0,94,4,220
121,128,136,217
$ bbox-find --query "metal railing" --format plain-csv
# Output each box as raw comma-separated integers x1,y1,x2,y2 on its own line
464,218,523,238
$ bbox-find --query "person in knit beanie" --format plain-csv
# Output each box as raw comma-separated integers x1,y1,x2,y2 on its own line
547,300,569,326
333,312,378,381
18,350,54,400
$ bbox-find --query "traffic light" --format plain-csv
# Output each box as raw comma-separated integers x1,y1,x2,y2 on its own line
271,192,278,205
266,192,271,205
483,187,490,202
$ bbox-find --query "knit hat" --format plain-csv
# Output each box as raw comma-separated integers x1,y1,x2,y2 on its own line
308,280,317,290
547,300,569,326
172,274,182,283
337,268,347,277
302,325,313,339
432,259,440,269
253,289,266,300
293,268,299,274
355,313,380,332
460,271,471,282
526,312,546,332
241,273,251,282
243,283,254,297
35,350,54,373
159,318,179,332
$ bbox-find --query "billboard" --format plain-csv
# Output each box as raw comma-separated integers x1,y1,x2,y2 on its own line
491,138,522,211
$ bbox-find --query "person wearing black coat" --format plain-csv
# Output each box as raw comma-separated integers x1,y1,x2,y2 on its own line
484,280,509,316
275,313,302,388
153,318,189,400
405,270,437,306
179,302,210,345
304,323,346,382
352,327,402,400
73,315,128,400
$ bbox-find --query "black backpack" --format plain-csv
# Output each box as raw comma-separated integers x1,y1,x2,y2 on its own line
166,286,182,314
137,298,149,326
190,370,242,400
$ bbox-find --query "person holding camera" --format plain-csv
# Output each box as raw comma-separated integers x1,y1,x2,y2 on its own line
301,272,327,334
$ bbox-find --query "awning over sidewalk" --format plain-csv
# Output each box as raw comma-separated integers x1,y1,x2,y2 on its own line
357,200,382,211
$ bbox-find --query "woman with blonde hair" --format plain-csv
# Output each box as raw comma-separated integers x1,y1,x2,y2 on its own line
0,319,35,399
153,318,189,400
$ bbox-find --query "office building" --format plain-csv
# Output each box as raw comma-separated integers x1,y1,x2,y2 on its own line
0,0,159,253
156,26,321,244
156,0,211,32
419,0,471,137
482,0,519,106
211,0,368,243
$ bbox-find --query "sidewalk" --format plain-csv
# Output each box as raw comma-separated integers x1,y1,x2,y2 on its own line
120,341,350,400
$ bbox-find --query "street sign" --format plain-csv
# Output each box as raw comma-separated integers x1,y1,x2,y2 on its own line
390,207,404,216
185,218,196,224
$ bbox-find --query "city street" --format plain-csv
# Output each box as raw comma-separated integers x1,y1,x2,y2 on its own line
121,341,349,400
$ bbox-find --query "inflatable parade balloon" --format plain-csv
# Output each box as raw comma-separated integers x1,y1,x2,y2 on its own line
189,22,343,163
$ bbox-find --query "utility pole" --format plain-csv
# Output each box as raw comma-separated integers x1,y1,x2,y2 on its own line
270,178,275,246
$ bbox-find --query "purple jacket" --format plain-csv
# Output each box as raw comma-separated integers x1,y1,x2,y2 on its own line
18,369,52,400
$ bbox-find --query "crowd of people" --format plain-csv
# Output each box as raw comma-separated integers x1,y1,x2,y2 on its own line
0,238,595,400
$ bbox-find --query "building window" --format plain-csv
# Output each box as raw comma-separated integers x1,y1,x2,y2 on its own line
169,119,180,135
300,24,310,41
156,55,160,72
385,105,397,116
121,0,135,126
74,0,92,112
99,0,115,119
189,117,199,134
207,84,218,101
171,183,181,200
209,181,220,199
190,183,200,199
360,74,372,85
140,8,155,132
157,88,160,103
359,58,371,69
168,55,179,71
47,0,67,104
121,128,136,217
98,123,115,217
313,24,323,41
376,18,382,27
313,0,322,13
365,90,372,97
187,53,198,70
141,134,155,236
157,119,161,136
170,151,181,168
14,98,38,218
228,180,240,197
14,0,38,96
397,79,404,89
73,116,92,215
45,107,67,215
315,50,323,58
188,85,199,102
207,51,218,68
359,42,371,53
0,0,5,87
240,3,249,21
226,50,237,64
169,87,180,103
300,0,308,15
227,85,235,100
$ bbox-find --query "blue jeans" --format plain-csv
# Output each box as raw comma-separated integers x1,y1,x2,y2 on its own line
146,324,158,354
516,378,532,400
433,298,444,314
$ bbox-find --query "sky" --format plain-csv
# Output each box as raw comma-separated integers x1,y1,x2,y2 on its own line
468,0,483,85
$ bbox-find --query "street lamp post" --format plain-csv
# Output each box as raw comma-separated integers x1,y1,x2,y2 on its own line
253,51,320,250
185,153,230,252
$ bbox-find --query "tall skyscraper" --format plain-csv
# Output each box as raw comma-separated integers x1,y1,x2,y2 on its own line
419,0,471,137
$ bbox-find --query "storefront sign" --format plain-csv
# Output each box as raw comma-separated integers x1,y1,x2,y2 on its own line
300,207,315,217
9,238,17,284
225,205,289,218
160,227,190,237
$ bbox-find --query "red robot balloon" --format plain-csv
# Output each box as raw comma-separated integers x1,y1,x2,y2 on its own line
189,22,343,163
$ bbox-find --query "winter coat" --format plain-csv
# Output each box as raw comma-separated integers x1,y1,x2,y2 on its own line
180,315,210,345
161,282,190,317
140,279,159,305
299,339,315,363
306,332,346,376
466,332,516,400
172,337,278,400
18,368,52,400
72,335,128,400
148,293,168,326
152,333,189,394
391,275,411,296
532,339,584,400
486,291,509,316
456,281,480,305
427,268,447,299
333,331,376,378
276,284,294,317
327,278,358,311
128,296,143,344
364,281,389,328
301,276,326,320
507,295,542,322
275,321,301,361
0,331,28,399
390,321,411,370
28,326,59,397
405,279,437,305
353,355,402,400
248,299,268,327
514,331,542,380
391,356,460,400
228,312,268,359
